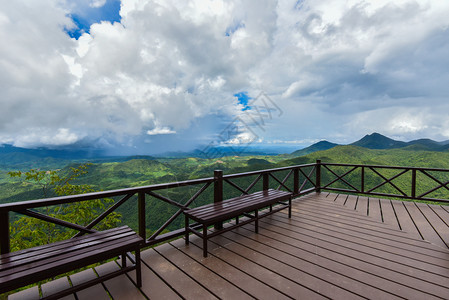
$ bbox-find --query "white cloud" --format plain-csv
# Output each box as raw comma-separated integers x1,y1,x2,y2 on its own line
147,127,176,135
1,0,449,152
90,0,107,8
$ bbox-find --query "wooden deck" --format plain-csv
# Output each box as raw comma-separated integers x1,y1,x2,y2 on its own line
8,192,449,299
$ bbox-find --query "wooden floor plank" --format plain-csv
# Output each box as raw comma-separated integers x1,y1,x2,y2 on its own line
154,242,253,299
416,202,449,248
142,248,219,300
125,256,182,300
190,234,327,299
390,200,422,238
236,222,449,299
270,211,449,261
288,206,431,249
7,285,39,300
355,196,368,215
403,202,447,249
40,276,75,300
334,194,348,205
265,214,449,274
221,228,403,299
379,199,401,229
170,238,289,300
95,261,145,300
344,195,358,210
70,268,109,300
367,198,382,222
431,205,449,227
299,198,387,227
294,202,405,236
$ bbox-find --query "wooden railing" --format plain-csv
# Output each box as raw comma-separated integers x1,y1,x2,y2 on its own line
0,163,318,255
2,160,449,255
319,162,449,203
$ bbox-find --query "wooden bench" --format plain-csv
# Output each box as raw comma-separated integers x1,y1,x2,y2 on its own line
0,226,143,299
184,189,292,257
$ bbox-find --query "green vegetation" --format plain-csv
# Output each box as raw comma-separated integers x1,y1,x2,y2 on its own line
7,164,121,251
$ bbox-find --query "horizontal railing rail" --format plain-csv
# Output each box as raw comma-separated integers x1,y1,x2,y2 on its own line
2,160,449,255
319,162,449,203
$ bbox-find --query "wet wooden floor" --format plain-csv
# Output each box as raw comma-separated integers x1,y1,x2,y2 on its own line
8,193,449,299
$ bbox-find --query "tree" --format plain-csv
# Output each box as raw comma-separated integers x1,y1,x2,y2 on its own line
8,163,121,251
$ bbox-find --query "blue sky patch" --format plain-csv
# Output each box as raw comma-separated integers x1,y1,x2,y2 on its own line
64,0,121,39
225,21,245,36
235,92,251,111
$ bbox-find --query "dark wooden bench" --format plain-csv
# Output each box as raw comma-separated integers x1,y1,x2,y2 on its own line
0,226,143,299
184,189,292,257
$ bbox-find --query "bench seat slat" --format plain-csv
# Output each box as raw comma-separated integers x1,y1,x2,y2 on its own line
0,237,140,289
186,190,289,215
187,190,289,214
190,199,289,224
185,190,290,223
0,230,138,270
191,193,290,218
0,234,141,278
0,226,143,295
190,192,286,217
0,226,132,261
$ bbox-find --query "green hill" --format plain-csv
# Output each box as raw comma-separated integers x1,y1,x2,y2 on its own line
291,141,339,157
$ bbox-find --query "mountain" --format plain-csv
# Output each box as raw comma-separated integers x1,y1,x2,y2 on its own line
0,144,104,160
291,132,449,156
291,141,339,156
405,139,449,151
351,134,449,151
282,145,449,169
351,133,407,149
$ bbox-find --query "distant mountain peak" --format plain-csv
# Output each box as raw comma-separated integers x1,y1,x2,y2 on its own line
291,140,339,156
351,133,407,150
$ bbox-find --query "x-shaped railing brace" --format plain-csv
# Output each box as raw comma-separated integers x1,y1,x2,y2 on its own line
322,165,359,191
366,167,408,196
417,170,449,199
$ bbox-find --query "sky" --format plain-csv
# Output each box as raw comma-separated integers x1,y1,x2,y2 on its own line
1,0,449,155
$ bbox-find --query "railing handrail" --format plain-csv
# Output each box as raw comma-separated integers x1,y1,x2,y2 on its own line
321,162,449,173
223,163,317,179
0,177,215,212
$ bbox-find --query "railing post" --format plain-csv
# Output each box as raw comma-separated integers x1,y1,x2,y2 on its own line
316,160,321,193
263,172,269,193
361,166,365,193
0,211,10,254
411,169,416,199
138,192,146,241
214,170,223,230
293,168,299,195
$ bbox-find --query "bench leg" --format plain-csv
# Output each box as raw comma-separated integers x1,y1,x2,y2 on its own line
255,210,259,234
236,216,239,225
122,252,127,268
135,248,142,288
203,224,208,258
185,215,189,245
